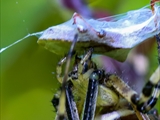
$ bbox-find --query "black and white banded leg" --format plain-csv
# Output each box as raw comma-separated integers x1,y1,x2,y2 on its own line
131,34,160,113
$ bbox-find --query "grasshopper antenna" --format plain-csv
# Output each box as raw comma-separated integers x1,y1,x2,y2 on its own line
57,34,78,120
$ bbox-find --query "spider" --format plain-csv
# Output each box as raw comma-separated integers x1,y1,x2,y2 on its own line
51,33,160,120
34,0,160,119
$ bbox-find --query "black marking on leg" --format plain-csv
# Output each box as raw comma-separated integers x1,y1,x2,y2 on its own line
134,82,160,113
81,48,94,74
65,81,79,120
51,95,59,112
83,70,103,120
155,82,160,89
146,97,157,113
58,115,67,120
137,102,145,113
141,81,159,113
131,94,140,104
131,33,160,112
82,62,89,74
57,34,78,120
142,81,154,97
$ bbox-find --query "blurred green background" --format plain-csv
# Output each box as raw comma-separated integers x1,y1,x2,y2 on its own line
1,0,159,120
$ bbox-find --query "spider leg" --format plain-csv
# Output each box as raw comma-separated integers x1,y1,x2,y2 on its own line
57,56,67,83
106,74,144,120
65,48,98,120
82,70,103,120
106,34,160,119
131,34,160,113
56,34,78,120
77,48,95,74
56,47,97,119
68,48,99,120
95,109,159,120
65,81,80,120
52,81,80,120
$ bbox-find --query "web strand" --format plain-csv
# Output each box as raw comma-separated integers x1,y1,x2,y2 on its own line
0,32,43,53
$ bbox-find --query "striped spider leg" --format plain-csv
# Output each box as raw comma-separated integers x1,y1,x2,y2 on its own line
52,34,160,120
50,1,160,119
54,46,98,120
54,34,79,120
98,33,160,120
129,33,160,118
